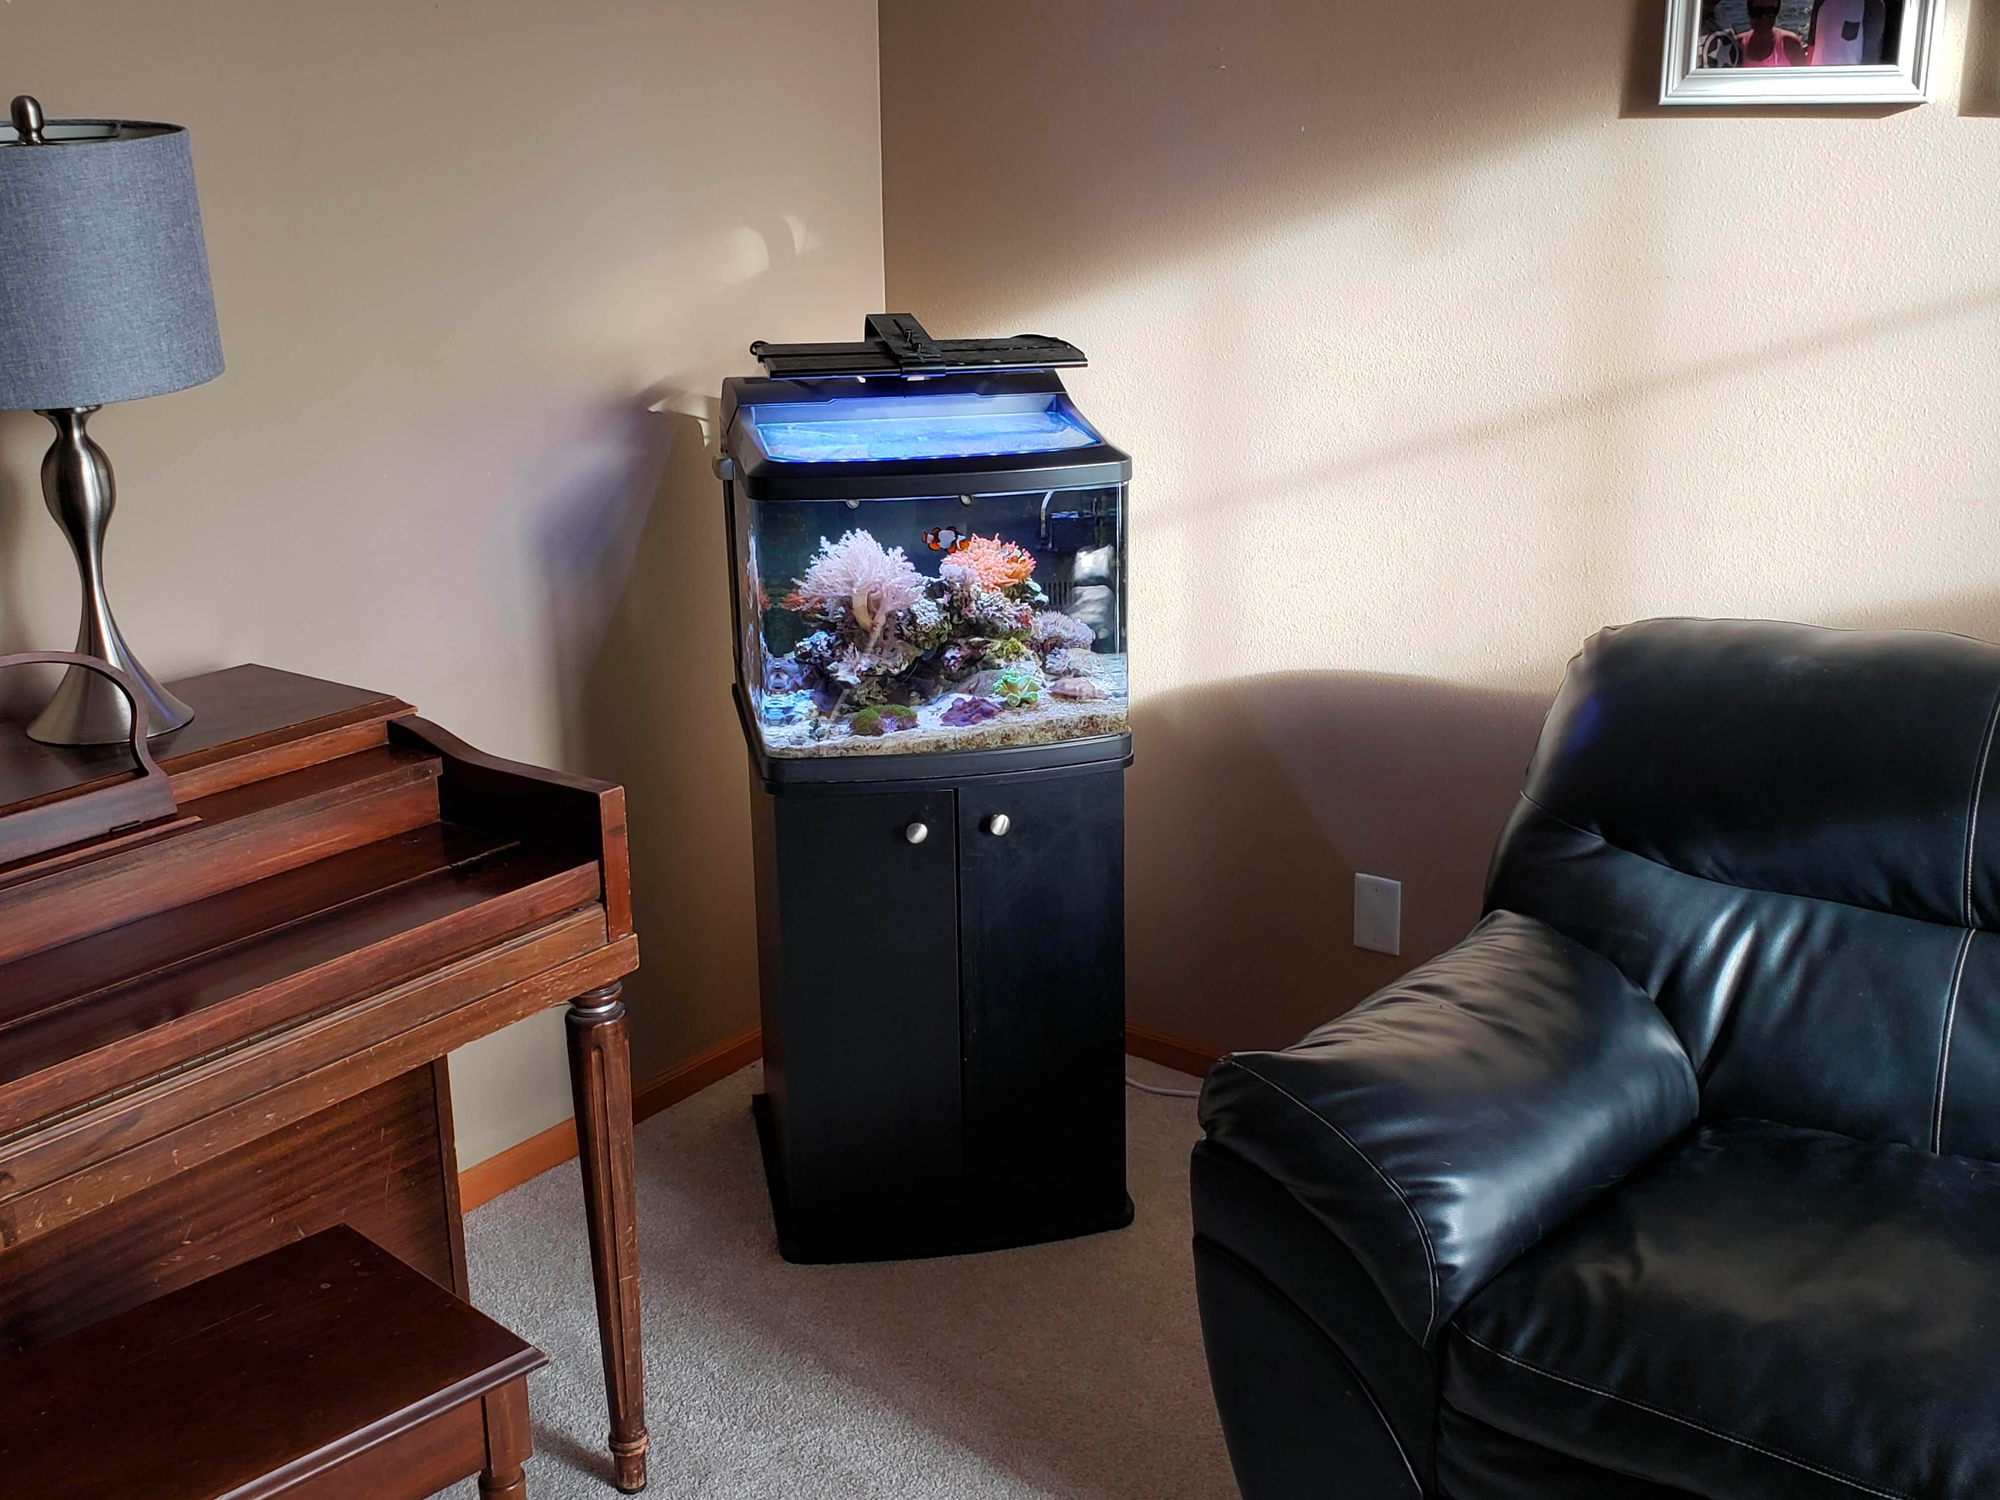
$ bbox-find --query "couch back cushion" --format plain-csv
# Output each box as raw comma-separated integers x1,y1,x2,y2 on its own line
1486,618,2000,1158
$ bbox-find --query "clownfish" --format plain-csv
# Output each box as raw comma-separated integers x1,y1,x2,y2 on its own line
925,526,970,553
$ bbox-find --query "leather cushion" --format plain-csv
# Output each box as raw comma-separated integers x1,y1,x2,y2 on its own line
1488,797,1982,1154
1436,1403,1705,1500
1447,1118,2000,1500
1199,911,1697,1347
1515,619,2000,929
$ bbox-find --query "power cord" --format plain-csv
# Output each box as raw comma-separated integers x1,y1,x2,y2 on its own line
1126,1075,1202,1100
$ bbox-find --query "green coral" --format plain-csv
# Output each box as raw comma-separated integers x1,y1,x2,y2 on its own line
849,703,919,737
986,636,1032,665
993,669,1040,708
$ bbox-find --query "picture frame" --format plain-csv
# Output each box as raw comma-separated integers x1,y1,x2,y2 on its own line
1660,0,1945,105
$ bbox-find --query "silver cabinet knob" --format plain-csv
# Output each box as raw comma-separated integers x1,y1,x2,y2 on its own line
904,821,929,844
985,813,1011,837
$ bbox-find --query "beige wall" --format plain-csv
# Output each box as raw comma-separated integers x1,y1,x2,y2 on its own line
1,0,884,1167
881,0,2000,1049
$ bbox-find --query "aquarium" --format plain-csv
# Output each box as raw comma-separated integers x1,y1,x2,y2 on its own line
733,481,1128,759
719,327,1131,766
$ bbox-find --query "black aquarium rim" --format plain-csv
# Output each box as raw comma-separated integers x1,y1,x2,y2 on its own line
733,453,1133,504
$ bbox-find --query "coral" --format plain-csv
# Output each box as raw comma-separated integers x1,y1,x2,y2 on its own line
904,595,951,652
986,636,1032,665
760,689,814,725
940,639,990,678
933,666,1037,714
849,703,918,737
764,656,810,692
1029,610,1094,655
784,530,925,633
792,630,838,669
1050,675,1110,701
766,530,1078,738
775,531,943,717
992,668,1040,708
842,675,887,709
832,636,918,686
953,669,997,696
958,584,1032,639
941,695,1004,727
944,534,1037,592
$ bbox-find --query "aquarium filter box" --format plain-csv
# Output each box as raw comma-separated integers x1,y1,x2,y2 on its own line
718,315,1134,1262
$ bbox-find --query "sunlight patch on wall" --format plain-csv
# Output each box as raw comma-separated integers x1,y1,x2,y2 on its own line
946,117,2000,703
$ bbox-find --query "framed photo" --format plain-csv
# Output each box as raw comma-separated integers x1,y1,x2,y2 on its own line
1661,0,1946,104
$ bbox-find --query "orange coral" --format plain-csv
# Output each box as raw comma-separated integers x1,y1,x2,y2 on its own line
946,534,1036,590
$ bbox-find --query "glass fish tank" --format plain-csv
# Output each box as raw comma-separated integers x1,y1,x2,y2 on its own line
717,321,1131,766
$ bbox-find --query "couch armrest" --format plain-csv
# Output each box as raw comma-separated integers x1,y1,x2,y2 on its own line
1198,910,1697,1348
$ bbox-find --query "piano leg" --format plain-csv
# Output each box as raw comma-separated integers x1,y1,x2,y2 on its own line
566,982,651,1493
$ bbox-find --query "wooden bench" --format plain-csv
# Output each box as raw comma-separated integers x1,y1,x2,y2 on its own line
0,1225,548,1499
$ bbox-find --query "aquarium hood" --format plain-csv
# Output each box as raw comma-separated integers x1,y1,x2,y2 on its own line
717,314,1132,504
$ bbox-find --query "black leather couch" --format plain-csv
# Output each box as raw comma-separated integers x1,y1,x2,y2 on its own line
1193,618,2000,1500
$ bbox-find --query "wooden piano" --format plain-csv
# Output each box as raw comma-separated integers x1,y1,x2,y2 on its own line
0,660,650,1494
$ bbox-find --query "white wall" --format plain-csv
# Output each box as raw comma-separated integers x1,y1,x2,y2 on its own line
2,0,885,1166
882,0,2000,1046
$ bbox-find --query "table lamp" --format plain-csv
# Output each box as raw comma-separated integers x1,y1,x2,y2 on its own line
0,94,223,745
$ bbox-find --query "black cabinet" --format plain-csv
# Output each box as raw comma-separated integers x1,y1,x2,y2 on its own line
750,759,1131,1262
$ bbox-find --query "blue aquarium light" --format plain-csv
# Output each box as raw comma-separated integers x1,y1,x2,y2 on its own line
747,396,1101,464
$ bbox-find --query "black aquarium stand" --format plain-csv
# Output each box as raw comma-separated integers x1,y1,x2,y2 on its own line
719,314,1136,1263
745,719,1134,1263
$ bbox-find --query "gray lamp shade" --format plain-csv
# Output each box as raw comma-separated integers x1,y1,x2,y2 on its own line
0,119,224,410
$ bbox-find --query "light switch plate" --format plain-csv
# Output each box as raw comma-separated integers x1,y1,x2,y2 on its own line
1354,874,1401,956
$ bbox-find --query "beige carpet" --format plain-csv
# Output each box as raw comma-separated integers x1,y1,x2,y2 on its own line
440,1057,1238,1499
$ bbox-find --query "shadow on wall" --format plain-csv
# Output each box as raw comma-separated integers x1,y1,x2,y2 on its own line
1128,670,1549,1052
542,410,759,1081
1155,602,2000,1057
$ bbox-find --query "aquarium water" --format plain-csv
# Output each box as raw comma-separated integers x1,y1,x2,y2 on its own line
737,486,1128,759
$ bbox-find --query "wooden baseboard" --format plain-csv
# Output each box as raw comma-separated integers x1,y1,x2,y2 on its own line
457,1026,763,1212
458,1021,1217,1211
632,1026,763,1121
458,1115,580,1213
1125,1022,1223,1078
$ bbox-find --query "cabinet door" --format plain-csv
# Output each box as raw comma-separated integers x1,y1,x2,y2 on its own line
767,787,962,1244
957,766,1127,1233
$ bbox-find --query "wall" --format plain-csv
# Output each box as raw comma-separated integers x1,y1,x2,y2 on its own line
1,0,884,1167
880,0,2000,1049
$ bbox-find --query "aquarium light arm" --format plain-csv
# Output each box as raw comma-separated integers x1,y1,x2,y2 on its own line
864,312,947,371
748,313,1090,379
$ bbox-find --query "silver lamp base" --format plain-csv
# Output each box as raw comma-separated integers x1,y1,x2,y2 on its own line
25,407,193,746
